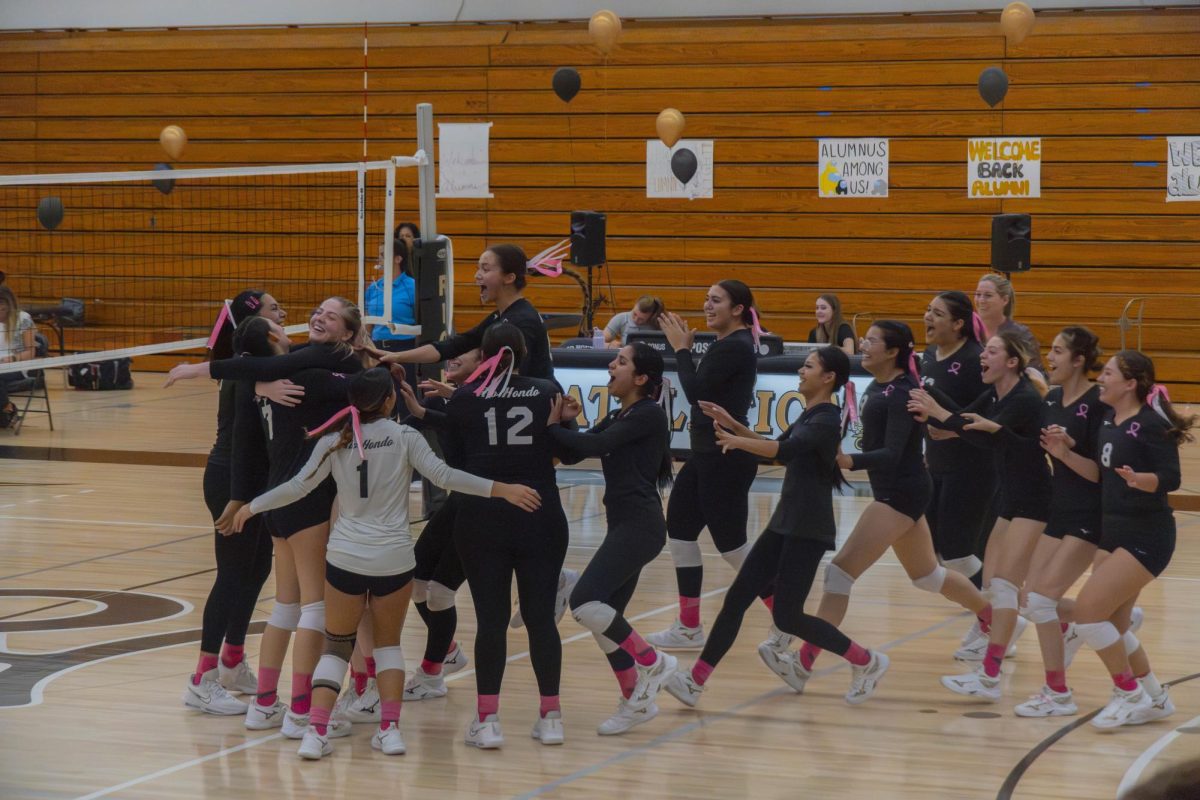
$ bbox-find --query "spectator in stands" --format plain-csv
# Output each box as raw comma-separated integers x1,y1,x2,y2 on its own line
975,273,1044,373
604,295,665,347
807,293,856,355
0,285,36,427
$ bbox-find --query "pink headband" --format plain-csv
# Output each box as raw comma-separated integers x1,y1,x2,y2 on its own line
841,381,859,431
971,311,986,342
205,300,235,349
465,346,516,397
748,307,765,350
306,405,365,460
527,239,571,277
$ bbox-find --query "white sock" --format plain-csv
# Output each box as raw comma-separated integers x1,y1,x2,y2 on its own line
1139,671,1164,698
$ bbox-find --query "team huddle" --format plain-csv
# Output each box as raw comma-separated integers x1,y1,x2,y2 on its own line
165,242,1195,761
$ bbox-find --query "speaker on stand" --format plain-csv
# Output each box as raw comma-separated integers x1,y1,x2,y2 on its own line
570,211,607,331
991,213,1032,277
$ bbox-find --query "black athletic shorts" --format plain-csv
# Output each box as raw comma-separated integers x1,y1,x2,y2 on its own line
996,483,1052,525
1099,512,1175,578
1044,511,1102,546
872,473,932,523
264,476,336,539
326,561,414,597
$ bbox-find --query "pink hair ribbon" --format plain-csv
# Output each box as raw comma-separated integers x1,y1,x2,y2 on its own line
1147,383,1171,422
971,312,987,343
907,350,921,385
841,381,859,432
465,345,515,397
748,307,765,350
205,300,235,349
306,405,366,460
527,239,571,277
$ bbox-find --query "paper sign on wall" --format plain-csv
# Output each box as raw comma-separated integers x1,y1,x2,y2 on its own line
818,138,889,197
968,137,1041,198
438,122,493,198
1167,137,1200,202
646,140,714,199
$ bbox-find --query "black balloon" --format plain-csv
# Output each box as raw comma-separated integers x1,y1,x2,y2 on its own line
152,162,175,195
978,66,1009,108
670,148,698,185
36,196,64,231
552,67,581,103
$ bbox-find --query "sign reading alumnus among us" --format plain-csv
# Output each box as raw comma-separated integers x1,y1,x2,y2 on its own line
1166,137,1200,202
818,138,889,197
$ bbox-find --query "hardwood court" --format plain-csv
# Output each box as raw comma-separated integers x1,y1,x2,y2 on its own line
0,378,1198,799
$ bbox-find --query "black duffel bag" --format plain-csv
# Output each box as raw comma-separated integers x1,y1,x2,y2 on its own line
67,358,134,390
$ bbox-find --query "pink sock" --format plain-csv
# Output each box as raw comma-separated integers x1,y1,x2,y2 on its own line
842,642,871,667
692,659,715,686
618,631,657,667
679,596,701,629
983,643,1006,678
381,700,402,728
614,666,637,699
220,643,244,669
977,605,993,635
478,694,499,721
351,667,368,695
366,657,377,679
1045,670,1068,694
761,595,774,612
1112,670,1138,692
539,695,560,717
799,643,821,671
310,706,331,736
291,673,312,715
421,658,443,676
193,653,218,685
256,666,281,706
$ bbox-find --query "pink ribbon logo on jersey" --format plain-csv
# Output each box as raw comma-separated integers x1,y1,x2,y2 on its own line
527,239,570,277
947,361,962,375
1076,403,1089,418
205,300,235,349
466,346,516,397
1126,421,1141,438
883,384,895,397
306,405,366,459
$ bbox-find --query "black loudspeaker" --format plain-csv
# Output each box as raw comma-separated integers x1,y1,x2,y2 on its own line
410,236,449,343
991,213,1032,273
570,210,606,267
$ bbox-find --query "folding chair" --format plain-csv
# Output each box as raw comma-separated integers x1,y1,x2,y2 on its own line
5,331,53,434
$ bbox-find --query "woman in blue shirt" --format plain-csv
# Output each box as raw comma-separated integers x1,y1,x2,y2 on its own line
365,228,418,389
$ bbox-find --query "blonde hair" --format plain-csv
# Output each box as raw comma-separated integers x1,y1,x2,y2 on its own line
979,273,1015,319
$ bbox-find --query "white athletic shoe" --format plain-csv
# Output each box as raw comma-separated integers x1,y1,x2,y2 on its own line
846,651,890,705
960,618,983,646
403,668,449,701
628,651,677,711
1014,686,1078,718
941,667,1001,702
1062,623,1085,668
757,641,812,694
1092,686,1151,730
531,710,565,745
663,669,705,708
1127,688,1175,726
442,642,469,675
763,626,795,653
1009,616,1028,654
183,669,249,715
218,660,259,696
371,722,407,755
244,698,287,730
281,709,310,739
335,680,381,723
955,620,1023,662
465,714,504,749
297,728,331,760
645,619,706,650
510,568,580,629
597,698,659,736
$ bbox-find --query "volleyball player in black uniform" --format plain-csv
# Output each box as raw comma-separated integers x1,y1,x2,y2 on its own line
1068,351,1194,729
647,280,767,652
182,291,284,715
664,346,889,708
445,324,570,749
545,343,676,736
910,331,1049,702
795,322,990,686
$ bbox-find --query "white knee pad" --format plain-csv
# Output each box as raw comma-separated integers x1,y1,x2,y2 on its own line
1022,592,1060,625
668,538,703,569
591,631,620,655
572,600,617,635
313,653,349,694
267,601,301,632
1075,621,1121,652
427,581,457,612
823,563,856,596
374,644,405,673
411,579,429,605
1123,631,1141,655
912,565,947,593
720,542,751,572
990,578,1020,611
298,601,326,633
942,555,982,578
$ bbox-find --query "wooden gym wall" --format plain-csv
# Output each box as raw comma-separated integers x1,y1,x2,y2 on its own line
0,10,1196,396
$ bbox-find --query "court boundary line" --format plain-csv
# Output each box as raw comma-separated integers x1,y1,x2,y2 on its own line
1116,711,1200,798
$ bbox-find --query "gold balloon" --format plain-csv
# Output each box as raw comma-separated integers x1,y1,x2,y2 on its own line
588,10,622,55
159,125,188,160
1000,2,1036,45
656,108,686,149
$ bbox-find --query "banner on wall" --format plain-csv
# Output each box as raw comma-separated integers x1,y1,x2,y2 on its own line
437,122,493,198
1166,137,1200,202
967,137,1041,199
646,140,714,199
818,138,889,197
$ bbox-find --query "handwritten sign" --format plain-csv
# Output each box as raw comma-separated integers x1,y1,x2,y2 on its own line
1167,137,1200,202
818,138,889,197
646,140,714,199
438,122,493,198
968,137,1041,199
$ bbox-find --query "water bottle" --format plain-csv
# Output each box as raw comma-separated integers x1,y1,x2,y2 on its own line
592,327,605,349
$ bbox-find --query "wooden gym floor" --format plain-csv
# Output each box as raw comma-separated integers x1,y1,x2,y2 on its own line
0,376,1198,800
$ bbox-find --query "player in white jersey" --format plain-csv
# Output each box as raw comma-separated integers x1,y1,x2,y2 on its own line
234,368,540,760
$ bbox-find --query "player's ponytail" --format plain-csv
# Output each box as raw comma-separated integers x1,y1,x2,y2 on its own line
1114,350,1197,445
630,341,674,488
305,367,394,477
